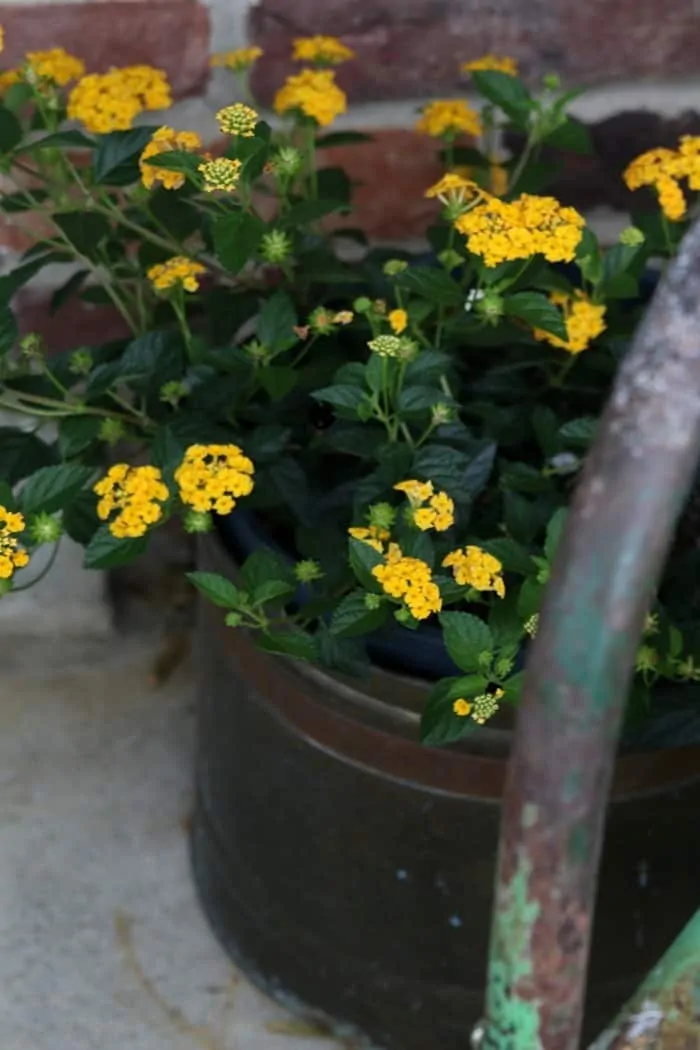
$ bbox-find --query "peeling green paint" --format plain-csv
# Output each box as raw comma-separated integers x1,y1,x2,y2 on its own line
484,851,541,1049
522,803,539,829
563,769,582,803
568,824,588,864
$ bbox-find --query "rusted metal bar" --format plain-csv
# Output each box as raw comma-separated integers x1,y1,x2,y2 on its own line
589,906,700,1049
482,217,700,1050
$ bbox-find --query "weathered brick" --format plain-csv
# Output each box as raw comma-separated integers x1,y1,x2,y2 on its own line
250,0,700,104
0,0,211,99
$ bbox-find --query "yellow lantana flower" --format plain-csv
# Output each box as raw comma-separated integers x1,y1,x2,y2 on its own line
139,126,202,191
455,193,585,267
217,103,258,137
27,48,85,86
372,547,442,621
67,65,171,133
416,99,482,139
442,546,505,597
175,444,255,516
388,309,408,335
198,157,242,193
461,54,518,77
94,465,169,539
292,36,355,65
210,47,263,72
0,506,29,579
147,256,206,293
274,68,347,127
533,290,606,355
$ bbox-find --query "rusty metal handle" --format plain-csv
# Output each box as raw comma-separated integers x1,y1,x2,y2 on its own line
482,217,700,1050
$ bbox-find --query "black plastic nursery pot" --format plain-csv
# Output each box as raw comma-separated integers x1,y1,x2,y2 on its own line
191,531,700,1050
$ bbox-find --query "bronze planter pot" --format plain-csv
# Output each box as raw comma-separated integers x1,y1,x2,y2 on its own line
191,533,700,1049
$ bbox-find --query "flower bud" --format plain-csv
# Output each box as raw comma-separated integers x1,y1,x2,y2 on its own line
382,259,408,276
69,349,93,375
98,418,125,446
294,559,323,582
183,509,213,534
29,512,62,545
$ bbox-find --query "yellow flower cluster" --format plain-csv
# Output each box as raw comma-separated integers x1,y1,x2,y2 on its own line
0,68,20,95
394,480,454,532
372,545,442,621
348,524,390,553
0,25,4,53
623,137,700,221
147,256,206,293
174,444,255,515
94,465,169,539
455,193,585,267
67,65,172,133
27,48,85,85
217,103,258,137
453,689,503,724
425,172,483,207
198,157,242,193
416,100,482,139
274,68,347,127
533,290,607,355
442,546,505,597
210,46,263,72
292,36,355,65
388,308,407,334
368,334,402,358
140,126,202,191
0,506,29,580
461,54,518,76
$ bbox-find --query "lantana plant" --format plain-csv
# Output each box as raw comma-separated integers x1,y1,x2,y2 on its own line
0,33,699,746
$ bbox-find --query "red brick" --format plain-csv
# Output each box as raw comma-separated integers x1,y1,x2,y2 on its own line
250,0,700,103
0,0,210,100
14,288,130,354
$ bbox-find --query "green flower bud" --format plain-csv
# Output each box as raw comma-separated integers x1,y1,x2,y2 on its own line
476,291,504,323
382,259,408,276
431,401,455,426
245,339,270,363
69,348,93,375
261,229,293,264
183,509,213,534
29,512,62,545
160,380,188,407
438,248,463,271
20,332,45,360
294,558,323,582
536,565,550,585
478,649,494,671
353,296,372,313
364,592,382,610
524,613,539,638
396,337,419,362
272,146,302,177
308,306,336,334
368,502,396,531
619,225,645,247
225,611,243,627
394,606,416,626
542,73,561,91
635,645,658,673
98,418,125,446
368,334,401,358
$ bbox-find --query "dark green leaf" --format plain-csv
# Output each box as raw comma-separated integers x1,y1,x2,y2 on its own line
560,416,596,447
53,212,111,259
404,351,452,386
517,576,543,619
2,82,33,114
148,189,200,240
544,507,567,562
471,71,533,126
504,490,549,544
0,428,56,484
258,364,298,401
257,290,297,353
0,304,17,355
58,416,101,459
488,591,526,652
364,353,386,395
315,131,373,147
0,189,49,213
500,461,551,494
439,611,493,673
121,329,181,376
20,130,96,153
61,490,100,544
504,291,568,341
241,548,292,594
396,266,464,307
150,425,185,489
543,118,593,154
317,628,371,677
397,385,444,416
84,524,148,568
253,578,296,605
186,570,246,608
93,127,157,185
413,441,496,503
316,166,352,203
20,464,95,515
243,424,291,463
312,384,367,412
330,589,388,637
267,457,313,525
212,210,265,274
142,148,200,176
348,537,383,592
0,105,23,152
257,627,319,662
281,197,349,225
420,674,487,746
532,405,561,458
481,537,533,576
50,269,90,314
85,360,123,398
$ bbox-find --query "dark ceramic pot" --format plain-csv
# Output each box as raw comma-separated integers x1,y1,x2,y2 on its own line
191,532,700,1050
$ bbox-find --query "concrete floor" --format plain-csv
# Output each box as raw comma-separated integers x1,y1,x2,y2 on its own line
0,621,346,1050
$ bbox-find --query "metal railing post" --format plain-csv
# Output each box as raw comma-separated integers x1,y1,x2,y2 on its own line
481,218,700,1050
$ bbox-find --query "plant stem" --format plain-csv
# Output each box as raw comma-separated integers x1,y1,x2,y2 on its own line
12,539,61,593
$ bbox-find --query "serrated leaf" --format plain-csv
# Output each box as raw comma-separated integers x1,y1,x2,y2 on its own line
471,71,533,126
212,210,265,274
241,548,292,594
186,570,246,608
396,266,464,307
20,464,95,515
57,416,101,459
348,537,383,592
257,627,319,662
420,674,487,746
53,212,111,259
312,384,367,413
257,290,297,352
253,578,296,605
481,537,533,576
560,416,597,447
62,490,100,545
330,589,388,637
439,611,493,673
504,490,549,544
258,364,298,401
413,441,495,504
517,577,543,619
544,507,567,562
397,385,443,416
280,198,349,225
544,117,593,154
505,291,568,341
93,126,156,185
0,428,56,484
84,525,148,568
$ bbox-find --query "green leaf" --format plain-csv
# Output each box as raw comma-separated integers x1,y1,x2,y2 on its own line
186,570,246,608
348,537,383,592
258,364,298,401
316,166,352,203
543,118,593,154
148,189,199,240
481,537,533,576
243,424,291,463
93,126,156,185
150,425,185,489
532,405,561,458
439,611,493,673
142,148,200,176
281,197,349,226
471,71,533,126
488,591,526,652
312,384,367,413
396,266,464,307
0,429,56,484
397,385,444,417
544,507,567,562
330,589,389,637
53,212,111,259
0,253,67,304
84,525,149,569
212,210,265,274
254,578,297,605
257,290,297,352
413,441,496,503
504,490,549,544
501,671,526,706
0,304,17,355
560,416,597,447
420,675,487,746
268,458,313,526
121,329,182,376
50,269,90,314
20,464,95,515
504,291,568,341
404,351,452,386
3,82,33,114
241,548,293,595
58,416,101,459
62,490,100,544
20,130,96,153
257,627,319,662
0,105,23,152
315,131,373,147
517,576,543,619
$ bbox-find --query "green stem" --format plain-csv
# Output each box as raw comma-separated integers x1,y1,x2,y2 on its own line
507,135,536,194
12,539,61,593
